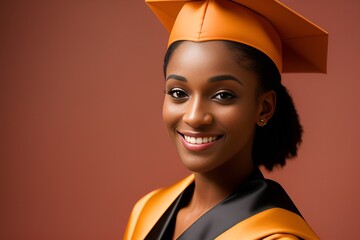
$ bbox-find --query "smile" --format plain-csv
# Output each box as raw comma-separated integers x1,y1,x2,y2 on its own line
184,135,218,144
178,132,223,151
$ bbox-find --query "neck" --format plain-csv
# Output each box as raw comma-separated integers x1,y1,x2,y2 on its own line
189,163,256,213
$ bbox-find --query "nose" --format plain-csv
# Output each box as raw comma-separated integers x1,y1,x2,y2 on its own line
183,97,213,128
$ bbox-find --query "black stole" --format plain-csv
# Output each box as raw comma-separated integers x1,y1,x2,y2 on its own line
145,170,301,240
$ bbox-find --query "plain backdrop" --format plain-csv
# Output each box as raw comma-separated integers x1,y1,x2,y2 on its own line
1,0,359,239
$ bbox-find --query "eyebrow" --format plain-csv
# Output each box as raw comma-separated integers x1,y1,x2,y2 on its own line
166,74,243,86
166,74,187,82
208,75,244,86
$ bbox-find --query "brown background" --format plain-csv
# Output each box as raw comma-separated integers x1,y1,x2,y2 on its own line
1,0,359,239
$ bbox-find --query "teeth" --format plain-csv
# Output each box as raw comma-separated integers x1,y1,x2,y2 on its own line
184,135,217,144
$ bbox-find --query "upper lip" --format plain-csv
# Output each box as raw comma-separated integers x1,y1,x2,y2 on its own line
177,131,223,138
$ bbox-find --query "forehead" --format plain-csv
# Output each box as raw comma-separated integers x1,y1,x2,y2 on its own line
166,41,259,89
167,41,255,77
170,41,234,61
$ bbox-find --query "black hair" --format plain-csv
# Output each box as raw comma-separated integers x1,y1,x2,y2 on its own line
163,40,303,171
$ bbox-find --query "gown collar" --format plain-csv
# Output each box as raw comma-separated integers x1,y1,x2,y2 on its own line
143,169,301,239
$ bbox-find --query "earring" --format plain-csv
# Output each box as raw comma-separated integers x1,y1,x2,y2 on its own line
257,118,267,127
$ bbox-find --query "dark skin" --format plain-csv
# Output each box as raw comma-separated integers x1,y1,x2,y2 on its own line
162,41,276,239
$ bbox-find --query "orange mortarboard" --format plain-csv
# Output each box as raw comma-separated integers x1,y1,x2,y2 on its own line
146,0,328,73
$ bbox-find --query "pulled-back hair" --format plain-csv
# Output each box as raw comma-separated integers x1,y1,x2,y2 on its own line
163,40,303,171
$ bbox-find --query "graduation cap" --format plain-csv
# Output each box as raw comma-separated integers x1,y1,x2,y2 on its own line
146,0,328,73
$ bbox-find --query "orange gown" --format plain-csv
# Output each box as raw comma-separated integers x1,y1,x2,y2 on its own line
124,170,319,240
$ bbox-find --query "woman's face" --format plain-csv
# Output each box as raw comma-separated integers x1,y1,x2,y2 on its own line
163,41,266,174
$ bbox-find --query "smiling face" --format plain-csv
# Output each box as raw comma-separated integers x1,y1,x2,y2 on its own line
163,41,272,176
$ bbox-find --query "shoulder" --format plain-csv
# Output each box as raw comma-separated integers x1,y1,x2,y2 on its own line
216,206,319,240
123,189,161,240
255,178,302,216
123,175,194,240
215,178,319,240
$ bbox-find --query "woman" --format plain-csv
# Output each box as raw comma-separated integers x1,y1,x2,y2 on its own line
124,0,328,239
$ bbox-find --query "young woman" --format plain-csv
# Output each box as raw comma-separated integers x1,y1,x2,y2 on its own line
124,0,328,239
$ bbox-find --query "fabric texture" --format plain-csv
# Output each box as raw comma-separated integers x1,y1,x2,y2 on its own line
146,0,328,73
123,171,319,240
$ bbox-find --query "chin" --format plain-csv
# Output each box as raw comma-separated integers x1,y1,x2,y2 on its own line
179,155,221,173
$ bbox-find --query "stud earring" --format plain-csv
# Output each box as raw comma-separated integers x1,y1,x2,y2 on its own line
258,118,267,127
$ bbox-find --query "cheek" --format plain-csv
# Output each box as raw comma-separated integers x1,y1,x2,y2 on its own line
162,99,170,126
217,103,258,134
162,98,179,130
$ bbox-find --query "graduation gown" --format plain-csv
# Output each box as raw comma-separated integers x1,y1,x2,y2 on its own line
124,171,319,240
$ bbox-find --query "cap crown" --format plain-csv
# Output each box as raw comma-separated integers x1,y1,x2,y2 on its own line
146,0,328,73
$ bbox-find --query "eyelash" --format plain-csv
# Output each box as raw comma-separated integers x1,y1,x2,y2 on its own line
165,88,237,102
165,88,188,100
212,91,236,101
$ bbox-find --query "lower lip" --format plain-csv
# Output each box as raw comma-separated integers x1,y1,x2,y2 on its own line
179,134,220,152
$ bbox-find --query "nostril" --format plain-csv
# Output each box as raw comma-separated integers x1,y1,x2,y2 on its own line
183,112,214,128
203,113,213,124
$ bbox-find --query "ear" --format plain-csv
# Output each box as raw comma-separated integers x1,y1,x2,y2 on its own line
256,90,276,127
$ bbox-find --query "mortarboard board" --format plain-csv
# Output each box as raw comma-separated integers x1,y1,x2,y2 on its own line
146,0,328,73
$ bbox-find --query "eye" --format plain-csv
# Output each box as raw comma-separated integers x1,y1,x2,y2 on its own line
213,91,236,101
166,88,188,100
